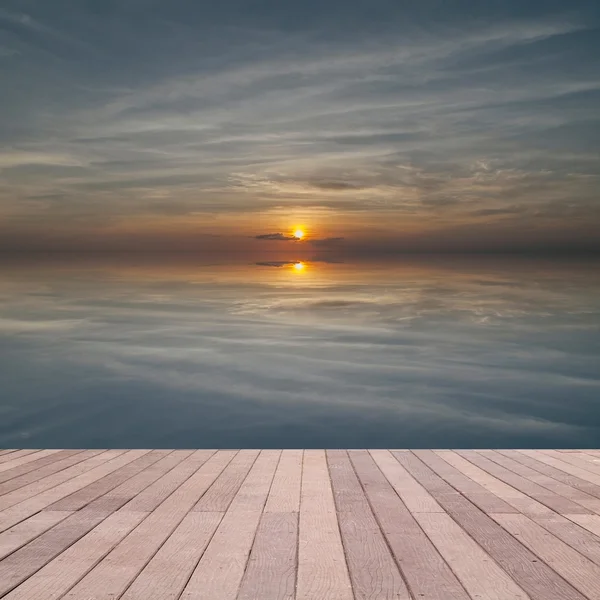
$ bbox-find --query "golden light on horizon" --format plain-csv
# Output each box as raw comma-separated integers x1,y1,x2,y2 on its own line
293,229,305,239
293,261,305,271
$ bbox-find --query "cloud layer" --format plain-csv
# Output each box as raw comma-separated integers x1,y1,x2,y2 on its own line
0,0,599,252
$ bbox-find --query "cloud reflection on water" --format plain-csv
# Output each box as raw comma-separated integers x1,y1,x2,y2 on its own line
0,256,598,448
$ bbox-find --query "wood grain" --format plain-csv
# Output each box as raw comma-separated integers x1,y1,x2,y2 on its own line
417,450,518,513
370,449,443,514
429,452,600,568
296,450,354,600
493,512,600,599
120,511,223,600
63,450,236,600
180,450,281,600
520,451,600,486
0,451,60,474
193,449,259,512
415,512,530,600
327,450,410,600
457,450,591,515
1,511,146,600
0,450,138,533
0,451,40,466
237,512,298,600
2,448,600,600
0,450,84,488
122,449,215,513
45,450,170,511
350,450,470,600
479,450,600,514
394,451,587,600
265,450,303,513
499,450,600,501
0,511,74,562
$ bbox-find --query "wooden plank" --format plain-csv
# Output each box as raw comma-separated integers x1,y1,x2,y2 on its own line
180,450,281,600
370,449,443,513
0,508,109,596
0,450,60,474
0,450,84,487
436,451,554,516
0,450,132,512
456,450,591,515
0,452,206,594
415,450,518,513
327,450,410,600
0,445,175,582
531,512,600,567
0,451,40,466
193,450,259,512
541,450,600,475
237,512,298,600
122,450,216,513
1,511,147,600
63,451,237,600
520,451,600,486
415,512,530,600
0,450,98,494
493,513,600,599
0,450,18,457
119,512,223,600
565,452,600,468
480,450,600,515
0,450,144,533
566,514,600,537
0,511,74,562
499,450,600,501
295,450,353,600
44,450,171,511
432,452,600,568
264,450,303,513
393,451,587,600
349,450,470,600
0,450,119,514
87,450,195,514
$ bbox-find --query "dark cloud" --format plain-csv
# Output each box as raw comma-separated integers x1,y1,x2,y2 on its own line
255,233,298,241
255,261,295,267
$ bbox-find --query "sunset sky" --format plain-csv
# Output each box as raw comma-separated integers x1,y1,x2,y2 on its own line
0,0,599,256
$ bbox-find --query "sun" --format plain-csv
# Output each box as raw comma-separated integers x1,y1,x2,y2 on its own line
293,262,305,271
293,229,305,240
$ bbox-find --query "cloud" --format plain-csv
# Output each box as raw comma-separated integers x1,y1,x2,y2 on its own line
255,261,295,267
0,2,598,252
1,258,599,446
255,233,298,241
254,233,346,247
308,181,367,190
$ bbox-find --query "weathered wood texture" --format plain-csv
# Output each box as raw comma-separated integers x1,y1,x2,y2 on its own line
0,449,599,599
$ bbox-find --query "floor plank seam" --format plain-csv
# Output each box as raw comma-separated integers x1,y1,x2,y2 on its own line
231,450,281,600
395,451,589,600
293,449,304,600
347,450,419,600
325,450,358,600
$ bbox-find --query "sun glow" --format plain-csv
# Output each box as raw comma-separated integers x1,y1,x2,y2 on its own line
293,261,305,271
293,229,305,239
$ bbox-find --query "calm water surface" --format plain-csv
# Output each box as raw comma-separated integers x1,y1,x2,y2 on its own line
1,256,599,448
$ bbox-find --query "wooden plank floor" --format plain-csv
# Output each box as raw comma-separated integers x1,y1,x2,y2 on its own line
0,450,599,599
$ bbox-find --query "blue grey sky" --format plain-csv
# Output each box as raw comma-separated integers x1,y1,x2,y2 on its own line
0,0,599,253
